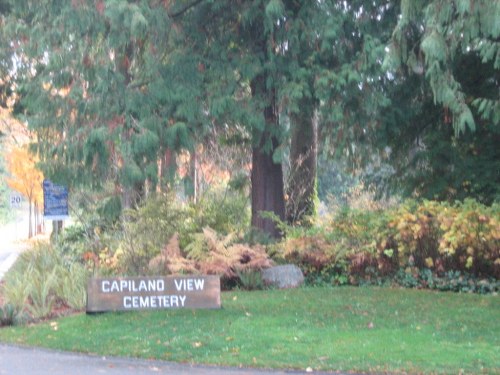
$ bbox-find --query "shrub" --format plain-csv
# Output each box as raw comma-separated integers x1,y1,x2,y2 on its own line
436,199,499,276
386,200,442,269
236,270,264,290
118,193,189,275
274,198,499,291
148,228,273,289
274,207,392,284
389,268,500,294
116,190,250,276
2,242,89,321
386,199,500,277
0,303,19,326
186,187,250,237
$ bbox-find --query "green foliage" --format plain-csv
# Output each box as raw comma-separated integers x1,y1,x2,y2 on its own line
55,262,89,310
2,242,89,321
118,193,188,275
116,189,251,275
376,57,500,204
186,188,250,238
2,0,201,197
386,0,500,135
56,224,93,260
97,195,123,225
390,268,500,294
235,270,264,291
0,303,19,326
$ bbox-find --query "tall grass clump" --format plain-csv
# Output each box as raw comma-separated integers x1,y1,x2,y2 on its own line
1,242,88,323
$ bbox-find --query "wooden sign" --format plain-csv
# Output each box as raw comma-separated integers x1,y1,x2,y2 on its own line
86,276,221,313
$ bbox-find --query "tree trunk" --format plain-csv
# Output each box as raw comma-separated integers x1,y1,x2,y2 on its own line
251,143,286,239
189,148,198,203
286,96,318,224
159,148,175,192
250,79,285,239
28,199,33,238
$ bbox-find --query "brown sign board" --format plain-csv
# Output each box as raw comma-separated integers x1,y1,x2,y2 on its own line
86,276,221,313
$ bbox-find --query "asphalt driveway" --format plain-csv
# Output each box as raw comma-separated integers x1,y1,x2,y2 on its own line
0,344,325,375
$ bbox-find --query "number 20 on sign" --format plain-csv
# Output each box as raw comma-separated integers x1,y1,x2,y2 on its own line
10,194,22,208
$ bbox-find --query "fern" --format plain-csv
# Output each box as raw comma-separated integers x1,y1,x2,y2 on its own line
149,233,198,275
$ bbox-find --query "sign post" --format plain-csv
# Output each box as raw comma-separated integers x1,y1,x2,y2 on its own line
86,275,221,313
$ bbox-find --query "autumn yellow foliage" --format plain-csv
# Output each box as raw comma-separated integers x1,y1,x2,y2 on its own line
6,146,44,202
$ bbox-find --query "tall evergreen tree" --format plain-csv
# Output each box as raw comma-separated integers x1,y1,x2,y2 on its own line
2,0,205,209
385,0,499,134
175,1,400,231
380,0,500,203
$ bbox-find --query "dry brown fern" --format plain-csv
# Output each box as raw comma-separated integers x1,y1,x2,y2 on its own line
198,229,273,278
148,233,198,275
149,229,273,278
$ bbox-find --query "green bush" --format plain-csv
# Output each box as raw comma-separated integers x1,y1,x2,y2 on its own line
56,224,94,260
186,187,250,238
0,303,19,326
274,207,391,283
389,268,499,294
116,189,250,276
236,270,264,291
118,193,188,275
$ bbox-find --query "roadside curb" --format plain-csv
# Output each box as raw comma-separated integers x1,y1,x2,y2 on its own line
0,252,20,281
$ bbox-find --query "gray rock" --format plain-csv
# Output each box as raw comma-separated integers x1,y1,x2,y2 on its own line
262,264,304,289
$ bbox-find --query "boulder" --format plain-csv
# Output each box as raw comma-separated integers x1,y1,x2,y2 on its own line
262,264,304,289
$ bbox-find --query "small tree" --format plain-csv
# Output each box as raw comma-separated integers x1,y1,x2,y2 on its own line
6,146,44,238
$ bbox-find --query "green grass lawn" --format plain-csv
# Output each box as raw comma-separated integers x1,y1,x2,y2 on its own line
1,287,499,374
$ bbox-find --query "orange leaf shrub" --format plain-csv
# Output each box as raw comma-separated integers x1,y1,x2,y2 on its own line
384,199,499,277
275,199,499,282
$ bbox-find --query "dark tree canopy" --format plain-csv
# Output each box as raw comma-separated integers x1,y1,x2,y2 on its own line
0,0,497,240
380,0,500,203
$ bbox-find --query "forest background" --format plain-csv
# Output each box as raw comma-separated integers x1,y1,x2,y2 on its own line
0,0,499,322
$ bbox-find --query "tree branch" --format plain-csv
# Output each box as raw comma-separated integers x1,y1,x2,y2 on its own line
167,0,205,18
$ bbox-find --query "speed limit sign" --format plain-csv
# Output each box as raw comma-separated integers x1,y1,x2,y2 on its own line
10,194,23,208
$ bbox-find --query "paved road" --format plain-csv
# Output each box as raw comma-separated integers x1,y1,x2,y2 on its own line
0,210,29,281
0,344,322,375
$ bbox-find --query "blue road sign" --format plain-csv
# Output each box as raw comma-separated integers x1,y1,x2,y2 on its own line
43,180,69,220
